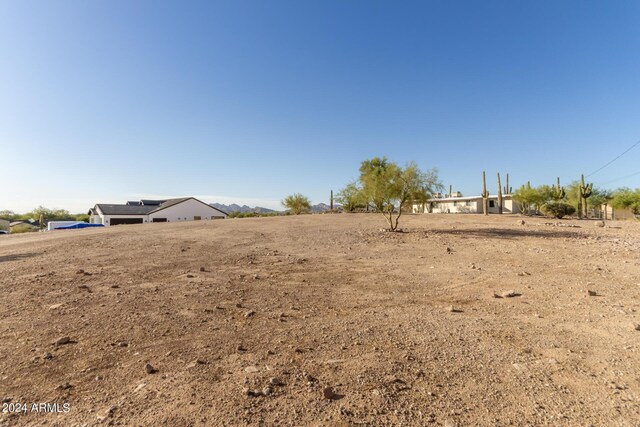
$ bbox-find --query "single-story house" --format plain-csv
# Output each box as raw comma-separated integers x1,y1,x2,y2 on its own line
9,220,40,231
88,197,228,226
0,219,9,231
412,194,521,214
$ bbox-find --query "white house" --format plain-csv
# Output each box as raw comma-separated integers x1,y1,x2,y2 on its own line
412,194,521,214
88,197,228,226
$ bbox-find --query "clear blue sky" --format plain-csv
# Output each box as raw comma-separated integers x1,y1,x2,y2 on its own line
1,0,639,212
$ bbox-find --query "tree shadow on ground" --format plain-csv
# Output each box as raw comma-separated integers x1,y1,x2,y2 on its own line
0,253,41,263
428,227,585,240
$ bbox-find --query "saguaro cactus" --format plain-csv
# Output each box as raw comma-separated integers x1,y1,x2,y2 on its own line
482,171,489,215
503,173,512,194
330,190,334,211
552,177,566,200
580,174,593,219
497,172,503,214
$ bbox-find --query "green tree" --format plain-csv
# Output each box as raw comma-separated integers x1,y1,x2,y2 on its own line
359,157,441,231
335,181,367,212
281,193,311,215
610,187,640,215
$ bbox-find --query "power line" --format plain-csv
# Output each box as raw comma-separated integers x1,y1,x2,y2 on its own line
596,169,640,186
586,138,640,178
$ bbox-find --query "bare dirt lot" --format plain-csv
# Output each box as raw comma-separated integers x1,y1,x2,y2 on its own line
1,214,639,426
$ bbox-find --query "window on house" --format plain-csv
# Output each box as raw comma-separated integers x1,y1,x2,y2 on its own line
465,201,471,206
453,201,458,206
194,216,201,220
489,200,495,208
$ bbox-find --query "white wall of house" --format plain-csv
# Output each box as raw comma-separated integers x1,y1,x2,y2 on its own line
413,196,520,214
99,214,148,226
148,199,227,222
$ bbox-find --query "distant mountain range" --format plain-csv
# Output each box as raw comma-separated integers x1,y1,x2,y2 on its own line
210,202,339,214
210,203,277,214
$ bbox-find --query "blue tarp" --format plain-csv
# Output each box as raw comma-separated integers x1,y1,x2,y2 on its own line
55,222,105,230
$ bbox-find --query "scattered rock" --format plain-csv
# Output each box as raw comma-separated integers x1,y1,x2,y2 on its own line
262,386,273,396
199,266,206,272
244,366,259,373
145,363,157,374
446,247,452,254
76,269,85,274
595,221,605,227
588,290,598,296
446,306,462,313
269,377,282,386
117,341,129,347
110,284,120,288
43,352,53,360
243,387,261,397
54,336,73,346
500,290,521,298
134,383,146,393
49,303,63,310
244,310,256,318
632,322,640,331
237,345,247,352
56,382,73,390
323,386,337,400
253,274,260,280
186,274,194,278
517,271,531,276
518,219,525,225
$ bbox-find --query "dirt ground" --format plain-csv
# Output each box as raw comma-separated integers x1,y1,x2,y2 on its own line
0,213,639,426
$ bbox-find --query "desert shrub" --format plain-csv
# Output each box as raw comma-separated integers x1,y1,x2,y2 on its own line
10,224,37,233
541,201,576,219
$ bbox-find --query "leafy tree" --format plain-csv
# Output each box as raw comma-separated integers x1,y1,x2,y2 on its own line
358,157,441,231
335,181,367,212
610,187,640,214
541,201,576,219
281,193,311,215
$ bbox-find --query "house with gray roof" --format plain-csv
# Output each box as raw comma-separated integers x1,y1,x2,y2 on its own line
88,197,228,226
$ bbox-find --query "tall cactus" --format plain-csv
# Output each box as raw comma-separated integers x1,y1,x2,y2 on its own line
482,171,489,215
330,190,334,211
503,173,512,194
580,174,593,219
552,176,566,200
497,173,503,214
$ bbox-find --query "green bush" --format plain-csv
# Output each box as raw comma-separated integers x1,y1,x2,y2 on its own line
541,201,576,219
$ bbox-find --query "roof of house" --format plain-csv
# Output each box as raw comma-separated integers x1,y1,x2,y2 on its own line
92,197,229,216
95,204,157,215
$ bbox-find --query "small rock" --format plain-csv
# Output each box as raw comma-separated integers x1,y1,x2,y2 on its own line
43,352,53,360
262,386,273,396
446,247,452,253
134,383,146,393
244,310,256,318
145,363,157,374
269,377,282,386
501,290,521,298
237,345,247,352
117,341,129,347
244,366,259,373
323,387,336,399
253,274,260,280
186,274,194,278
446,306,462,313
517,271,531,276
518,219,525,225
56,382,73,390
110,284,120,289
595,221,605,227
587,290,598,296
632,322,640,331
49,303,63,310
76,269,85,274
199,267,206,272
54,336,73,346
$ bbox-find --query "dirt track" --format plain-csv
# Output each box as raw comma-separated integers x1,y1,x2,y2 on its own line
0,214,639,426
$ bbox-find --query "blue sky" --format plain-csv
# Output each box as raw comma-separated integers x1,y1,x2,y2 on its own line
1,0,639,212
